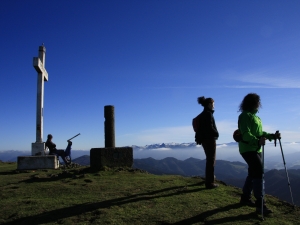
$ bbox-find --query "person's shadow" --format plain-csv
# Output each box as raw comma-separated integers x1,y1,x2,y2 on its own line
168,203,258,224
1,182,207,225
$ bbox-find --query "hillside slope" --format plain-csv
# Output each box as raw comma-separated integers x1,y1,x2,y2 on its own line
0,162,298,225
73,155,300,206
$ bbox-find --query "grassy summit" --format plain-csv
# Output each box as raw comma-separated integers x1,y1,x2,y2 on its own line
0,161,298,225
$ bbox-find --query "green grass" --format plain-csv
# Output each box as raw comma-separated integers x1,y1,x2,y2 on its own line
0,161,299,225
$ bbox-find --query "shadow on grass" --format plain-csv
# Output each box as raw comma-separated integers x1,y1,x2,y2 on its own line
2,182,206,225
16,167,141,183
19,176,72,183
0,170,26,175
17,170,83,183
169,203,258,224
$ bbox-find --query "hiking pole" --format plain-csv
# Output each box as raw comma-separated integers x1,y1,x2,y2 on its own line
276,130,295,206
67,133,80,141
261,141,265,220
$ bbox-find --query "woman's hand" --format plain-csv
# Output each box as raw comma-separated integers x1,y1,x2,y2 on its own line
259,137,266,146
274,131,281,140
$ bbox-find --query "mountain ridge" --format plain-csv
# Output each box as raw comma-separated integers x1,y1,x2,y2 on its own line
71,155,300,206
0,161,299,224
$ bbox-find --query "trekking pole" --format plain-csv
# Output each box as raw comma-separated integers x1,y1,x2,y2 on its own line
67,133,80,141
276,130,295,206
261,141,265,220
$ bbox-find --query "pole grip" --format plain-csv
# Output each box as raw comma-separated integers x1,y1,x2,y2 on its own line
274,130,280,147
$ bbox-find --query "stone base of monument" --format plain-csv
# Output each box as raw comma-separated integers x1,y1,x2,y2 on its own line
90,147,133,170
17,155,59,170
32,142,46,156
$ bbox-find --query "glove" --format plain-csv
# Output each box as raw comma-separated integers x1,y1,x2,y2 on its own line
273,131,281,147
274,131,281,139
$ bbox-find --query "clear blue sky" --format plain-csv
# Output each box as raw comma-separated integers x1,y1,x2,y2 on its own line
1,0,300,151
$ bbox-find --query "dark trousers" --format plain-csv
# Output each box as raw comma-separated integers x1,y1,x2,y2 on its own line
50,143,72,165
241,151,263,205
202,139,216,185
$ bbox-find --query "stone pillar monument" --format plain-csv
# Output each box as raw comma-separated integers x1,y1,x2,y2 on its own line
90,105,133,170
104,105,115,148
31,45,48,156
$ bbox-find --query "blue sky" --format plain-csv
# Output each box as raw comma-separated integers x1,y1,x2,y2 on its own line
1,0,300,151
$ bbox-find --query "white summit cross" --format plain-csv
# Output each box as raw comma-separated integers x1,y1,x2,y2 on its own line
31,45,49,155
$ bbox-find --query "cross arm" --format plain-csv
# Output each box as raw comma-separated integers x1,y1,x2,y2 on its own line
33,57,48,81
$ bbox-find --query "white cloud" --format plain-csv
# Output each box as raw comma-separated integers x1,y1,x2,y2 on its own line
119,121,300,148
214,120,238,144
225,70,300,88
151,148,172,151
224,85,277,89
119,126,194,145
119,120,238,146
216,144,228,148
279,130,300,143
216,120,237,134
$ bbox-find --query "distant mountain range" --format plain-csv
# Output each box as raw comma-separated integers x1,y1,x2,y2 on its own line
2,141,300,170
71,155,250,179
131,142,200,149
70,154,248,177
130,142,300,170
1,149,299,206
71,155,300,206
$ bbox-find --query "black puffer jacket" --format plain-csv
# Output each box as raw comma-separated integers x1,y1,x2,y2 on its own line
195,107,219,143
45,140,57,154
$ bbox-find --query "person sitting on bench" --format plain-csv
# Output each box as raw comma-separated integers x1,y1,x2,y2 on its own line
45,134,72,165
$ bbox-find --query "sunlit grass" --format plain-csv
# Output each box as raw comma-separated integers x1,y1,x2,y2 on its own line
0,161,298,225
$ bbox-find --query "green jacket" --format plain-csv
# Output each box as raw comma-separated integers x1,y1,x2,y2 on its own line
238,109,274,154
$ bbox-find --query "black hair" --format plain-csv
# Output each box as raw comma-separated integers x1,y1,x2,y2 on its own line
47,134,53,140
239,93,262,112
197,96,214,107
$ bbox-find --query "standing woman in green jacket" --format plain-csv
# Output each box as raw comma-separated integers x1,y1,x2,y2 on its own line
238,93,280,214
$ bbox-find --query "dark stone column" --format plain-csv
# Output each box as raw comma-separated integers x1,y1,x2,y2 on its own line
90,105,133,170
104,105,115,148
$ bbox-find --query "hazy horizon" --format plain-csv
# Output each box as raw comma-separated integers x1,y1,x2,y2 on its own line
2,141,300,170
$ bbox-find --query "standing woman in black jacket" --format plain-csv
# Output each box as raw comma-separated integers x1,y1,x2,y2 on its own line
196,96,219,189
